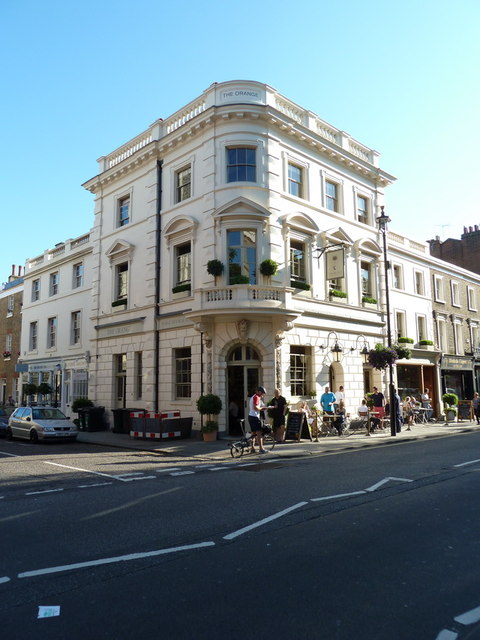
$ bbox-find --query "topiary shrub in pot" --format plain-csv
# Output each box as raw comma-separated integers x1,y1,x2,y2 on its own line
442,392,458,423
197,394,222,441
260,259,278,278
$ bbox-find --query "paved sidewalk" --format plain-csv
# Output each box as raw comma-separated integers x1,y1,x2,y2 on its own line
77,419,480,463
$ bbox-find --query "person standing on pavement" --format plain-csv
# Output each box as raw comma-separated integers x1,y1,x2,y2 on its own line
394,388,403,433
371,386,385,429
270,388,287,443
421,388,433,421
248,386,268,454
320,386,336,415
473,392,480,425
335,385,346,412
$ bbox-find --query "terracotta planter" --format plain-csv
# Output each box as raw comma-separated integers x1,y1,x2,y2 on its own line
203,430,218,442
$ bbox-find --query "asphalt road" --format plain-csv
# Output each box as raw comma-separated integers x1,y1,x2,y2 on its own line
2,434,480,639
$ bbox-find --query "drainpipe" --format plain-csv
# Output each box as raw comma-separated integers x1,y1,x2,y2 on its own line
154,160,163,412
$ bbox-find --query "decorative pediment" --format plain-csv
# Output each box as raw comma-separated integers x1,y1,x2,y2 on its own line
105,239,134,261
213,197,271,222
353,237,382,257
319,226,353,246
281,212,320,235
164,215,198,244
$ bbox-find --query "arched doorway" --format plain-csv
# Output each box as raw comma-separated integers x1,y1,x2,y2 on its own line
227,344,261,435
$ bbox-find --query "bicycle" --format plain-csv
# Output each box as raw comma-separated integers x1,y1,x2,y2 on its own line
230,418,276,458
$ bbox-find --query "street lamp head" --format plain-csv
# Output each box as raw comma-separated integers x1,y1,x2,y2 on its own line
331,341,343,362
376,205,391,231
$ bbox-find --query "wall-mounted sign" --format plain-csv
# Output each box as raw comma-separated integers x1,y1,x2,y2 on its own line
326,248,345,280
219,87,263,104
442,355,473,371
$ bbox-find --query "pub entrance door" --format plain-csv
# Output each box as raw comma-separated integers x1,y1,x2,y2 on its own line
227,345,261,436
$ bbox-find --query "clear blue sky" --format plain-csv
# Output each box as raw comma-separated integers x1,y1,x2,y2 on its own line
2,0,479,283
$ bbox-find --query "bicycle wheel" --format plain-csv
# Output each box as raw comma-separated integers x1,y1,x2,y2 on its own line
230,443,244,458
263,434,276,451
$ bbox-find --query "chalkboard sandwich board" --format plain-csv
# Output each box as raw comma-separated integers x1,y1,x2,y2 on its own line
458,400,472,421
285,411,312,441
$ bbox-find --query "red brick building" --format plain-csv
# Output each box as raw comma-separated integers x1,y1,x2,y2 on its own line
0,266,24,404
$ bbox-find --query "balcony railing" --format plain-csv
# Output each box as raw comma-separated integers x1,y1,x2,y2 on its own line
197,285,287,310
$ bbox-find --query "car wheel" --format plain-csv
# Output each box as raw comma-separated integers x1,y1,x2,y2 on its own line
30,429,39,444
6,427,13,440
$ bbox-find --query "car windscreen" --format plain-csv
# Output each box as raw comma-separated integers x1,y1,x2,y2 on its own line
32,409,67,420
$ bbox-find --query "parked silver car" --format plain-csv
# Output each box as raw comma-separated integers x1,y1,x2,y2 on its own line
7,407,78,443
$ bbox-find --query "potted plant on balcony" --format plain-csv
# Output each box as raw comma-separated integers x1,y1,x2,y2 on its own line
260,259,278,280
419,339,434,350
329,289,347,302
397,337,414,344
291,280,311,291
172,282,191,298
362,295,377,308
230,274,250,285
367,344,399,370
197,393,222,442
207,259,224,285
442,392,458,423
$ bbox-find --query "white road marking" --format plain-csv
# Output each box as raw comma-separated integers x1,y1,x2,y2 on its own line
454,459,480,468
207,467,227,472
365,477,413,492
435,630,458,639
223,502,308,540
311,491,366,502
170,471,195,476
0,451,20,457
78,482,113,488
18,541,215,579
0,576,11,584
25,489,64,496
118,476,156,481
156,468,181,473
43,461,129,481
455,605,480,625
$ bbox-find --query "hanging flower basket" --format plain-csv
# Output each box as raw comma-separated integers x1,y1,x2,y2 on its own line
367,344,399,370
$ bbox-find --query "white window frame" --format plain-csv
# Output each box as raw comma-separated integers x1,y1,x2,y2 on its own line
5,334,12,353
416,314,427,342
360,259,376,300
175,165,192,203
433,275,445,302
71,311,81,345
174,242,191,287
395,310,407,340
174,347,191,400
414,270,425,296
437,316,448,351
115,190,132,229
6,295,14,316
32,279,40,302
451,281,460,307
467,287,477,311
29,321,38,351
453,320,464,355
49,272,59,297
47,317,57,349
73,262,84,289
355,193,370,225
392,264,404,290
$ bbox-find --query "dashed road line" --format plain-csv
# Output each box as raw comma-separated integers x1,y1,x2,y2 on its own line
43,461,127,481
454,458,480,468
25,489,64,496
78,482,113,488
223,502,308,540
17,541,216,579
0,576,11,584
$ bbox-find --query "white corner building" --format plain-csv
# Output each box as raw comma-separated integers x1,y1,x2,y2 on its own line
81,80,401,433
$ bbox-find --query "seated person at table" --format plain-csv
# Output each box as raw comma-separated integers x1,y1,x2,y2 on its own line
334,400,346,435
358,399,369,418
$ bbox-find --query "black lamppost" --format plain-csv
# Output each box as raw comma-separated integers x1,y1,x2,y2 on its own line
376,207,397,437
